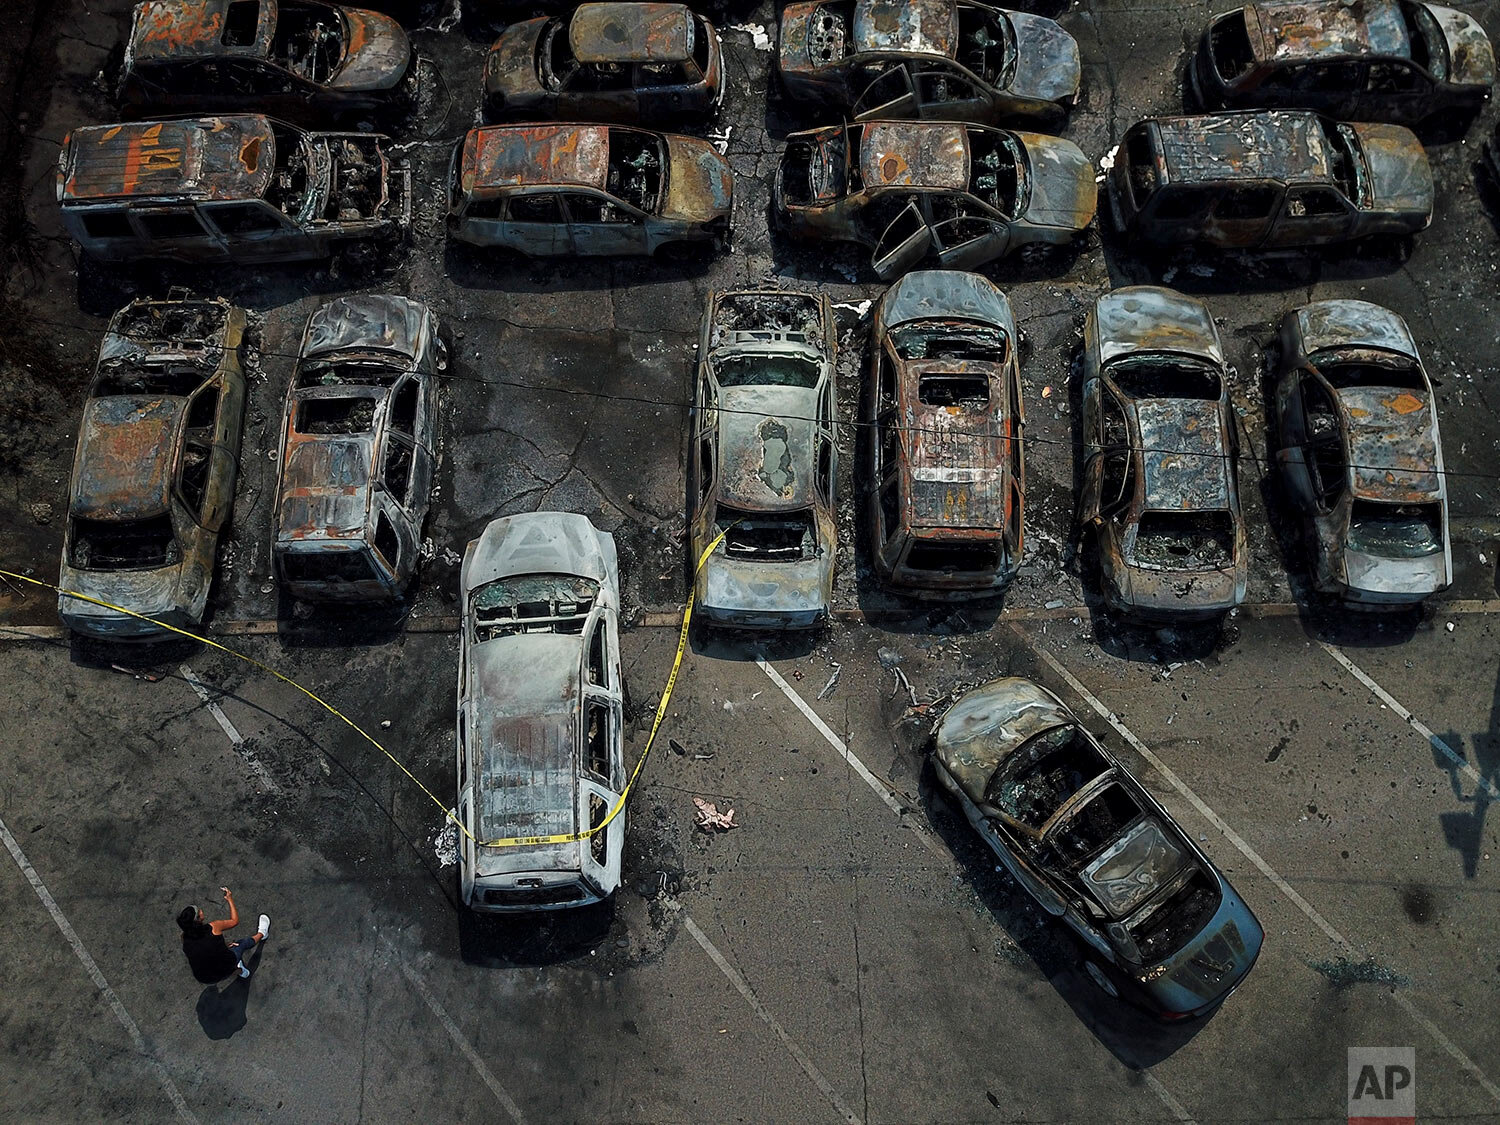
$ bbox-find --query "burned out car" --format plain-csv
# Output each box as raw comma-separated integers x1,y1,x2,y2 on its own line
59,297,249,638
484,3,723,124
457,513,625,911
1080,287,1247,621
273,295,444,603
58,114,410,264
866,270,1024,596
1191,0,1493,127
778,0,1079,126
776,121,1095,280
118,0,418,125
1107,111,1432,253
690,290,839,629
1272,300,1451,606
448,124,732,257
932,678,1263,1018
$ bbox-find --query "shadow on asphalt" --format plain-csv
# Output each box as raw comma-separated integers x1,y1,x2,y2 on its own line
457,899,616,968
195,943,265,1041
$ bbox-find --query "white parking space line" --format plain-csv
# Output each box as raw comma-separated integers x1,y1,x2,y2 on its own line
387,946,529,1125
179,664,280,794
1016,625,1500,1107
755,654,1195,1123
684,914,862,1125
1318,642,1500,802
755,656,947,859
0,814,198,1124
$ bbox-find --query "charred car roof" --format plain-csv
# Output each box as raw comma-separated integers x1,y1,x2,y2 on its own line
1152,110,1332,185
459,124,610,197
568,2,696,64
61,115,276,203
302,294,430,359
1339,385,1441,502
859,120,970,190
1095,286,1225,367
854,0,958,57
1135,398,1232,511
1244,0,1409,63
129,0,276,63
72,396,185,521
716,388,820,511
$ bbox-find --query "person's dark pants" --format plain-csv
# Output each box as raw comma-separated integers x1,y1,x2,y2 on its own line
229,936,260,976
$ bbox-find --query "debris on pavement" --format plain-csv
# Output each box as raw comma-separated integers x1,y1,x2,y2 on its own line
693,797,738,831
817,663,841,700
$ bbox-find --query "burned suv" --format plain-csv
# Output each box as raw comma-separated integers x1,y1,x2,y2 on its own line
776,121,1094,279
274,295,444,603
118,0,418,125
485,2,723,123
690,290,839,629
1191,0,1493,127
58,114,410,264
866,270,1024,596
458,513,626,912
1107,111,1432,252
448,124,732,257
59,297,249,638
932,678,1264,1019
1080,287,1247,621
1271,300,1451,607
779,0,1079,126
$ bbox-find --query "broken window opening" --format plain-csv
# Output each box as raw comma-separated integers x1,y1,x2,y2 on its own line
185,383,220,433
81,210,134,241
1404,3,1447,78
280,548,377,583
221,1,261,48
296,359,403,389
1302,380,1345,506
1313,352,1426,392
209,202,284,236
69,514,179,571
295,395,376,434
986,725,1109,830
697,436,714,499
711,353,820,389
93,362,207,398
917,372,991,409
879,479,901,542
587,624,607,686
1050,784,1142,868
1131,510,1235,570
890,320,1007,365
712,293,826,344
372,511,399,568
1318,119,1368,207
508,194,562,223
269,4,345,85
382,440,413,505
1124,126,1158,208
967,130,1024,219
541,20,579,90
904,539,1000,574
179,441,212,519
481,884,585,907
955,6,1015,85
1105,354,1221,401
322,138,384,223
1128,870,1222,964
140,210,210,240
471,575,600,641
389,379,418,437
606,130,664,213
589,792,609,865
1208,9,1254,81
1347,500,1443,559
1211,185,1277,221
586,702,610,781
715,505,816,561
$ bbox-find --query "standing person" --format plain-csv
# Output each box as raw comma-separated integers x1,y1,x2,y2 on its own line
177,887,270,983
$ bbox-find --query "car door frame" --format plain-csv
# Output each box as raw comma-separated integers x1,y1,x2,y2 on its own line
871,197,933,279
561,189,651,256
850,60,920,119
1264,181,1358,248
496,189,572,255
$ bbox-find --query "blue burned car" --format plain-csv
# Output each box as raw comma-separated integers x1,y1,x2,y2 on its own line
932,678,1262,1018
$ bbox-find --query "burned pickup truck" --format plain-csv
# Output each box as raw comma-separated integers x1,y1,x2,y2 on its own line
1080,287,1247,621
776,121,1095,279
690,290,839,629
59,296,249,638
1107,111,1432,254
274,295,444,603
1271,299,1451,607
58,114,410,264
779,0,1079,126
866,270,1024,596
117,0,419,125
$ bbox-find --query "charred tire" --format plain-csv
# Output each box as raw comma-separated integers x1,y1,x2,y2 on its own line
1083,959,1121,999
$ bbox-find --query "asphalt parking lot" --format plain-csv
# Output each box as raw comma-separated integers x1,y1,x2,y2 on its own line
1,0,1499,1121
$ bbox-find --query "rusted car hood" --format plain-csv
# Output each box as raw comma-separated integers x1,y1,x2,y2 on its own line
1137,398,1230,510
464,512,618,589
860,121,968,190
72,397,182,520
778,2,824,73
699,550,833,619
718,385,819,510
878,268,1012,328
329,8,411,92
58,564,186,627
486,17,547,98
1296,299,1415,357
1350,122,1433,219
1338,385,1441,502
662,135,733,222
1016,131,1096,229
303,294,427,359
854,0,957,56
1429,3,1496,87
1095,286,1224,367
1004,12,1080,102
278,438,373,537
933,677,1072,806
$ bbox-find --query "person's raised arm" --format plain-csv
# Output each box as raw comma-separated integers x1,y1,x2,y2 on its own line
210,886,240,935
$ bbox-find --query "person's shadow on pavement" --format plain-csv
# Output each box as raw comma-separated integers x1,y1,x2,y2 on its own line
195,943,264,1040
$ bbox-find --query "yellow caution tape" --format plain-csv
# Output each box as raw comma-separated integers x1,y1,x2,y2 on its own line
1,526,724,852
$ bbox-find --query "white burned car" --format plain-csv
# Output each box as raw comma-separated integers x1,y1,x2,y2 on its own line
457,513,626,911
